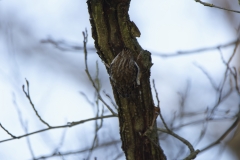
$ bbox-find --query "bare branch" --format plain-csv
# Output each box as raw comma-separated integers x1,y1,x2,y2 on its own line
194,63,218,90
0,123,16,138
82,29,117,116
172,115,235,131
103,90,118,110
208,40,240,113
52,129,68,154
219,40,240,94
232,67,240,94
33,140,121,160
86,95,105,159
157,128,200,159
152,80,169,131
153,80,200,159
22,79,51,128
200,112,240,152
41,38,96,52
13,94,35,159
152,79,160,108
79,91,95,106
195,0,240,14
0,115,117,143
153,39,239,57
42,37,239,59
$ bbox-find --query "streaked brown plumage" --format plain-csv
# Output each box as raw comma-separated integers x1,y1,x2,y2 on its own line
110,48,140,97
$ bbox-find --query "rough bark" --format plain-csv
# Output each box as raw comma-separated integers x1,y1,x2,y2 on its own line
87,0,166,159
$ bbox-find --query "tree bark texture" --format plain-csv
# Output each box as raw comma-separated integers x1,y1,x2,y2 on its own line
87,0,166,159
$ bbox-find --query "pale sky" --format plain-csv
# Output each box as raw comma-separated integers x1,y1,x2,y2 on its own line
0,0,239,159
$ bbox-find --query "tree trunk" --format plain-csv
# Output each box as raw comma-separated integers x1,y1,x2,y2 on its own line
87,0,166,159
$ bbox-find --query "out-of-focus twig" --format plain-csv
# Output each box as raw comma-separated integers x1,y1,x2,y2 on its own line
52,129,68,154
177,80,191,119
82,29,117,116
41,38,96,52
42,38,239,58
209,40,239,113
33,139,121,160
219,40,240,94
152,80,200,159
13,93,35,159
153,39,239,57
194,63,218,90
79,91,95,106
200,111,240,152
103,90,118,110
196,39,240,153
86,74,105,160
152,80,169,131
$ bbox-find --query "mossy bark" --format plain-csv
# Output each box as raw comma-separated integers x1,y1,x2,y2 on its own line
87,0,166,159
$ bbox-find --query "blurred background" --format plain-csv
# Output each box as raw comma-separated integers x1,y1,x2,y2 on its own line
0,0,239,159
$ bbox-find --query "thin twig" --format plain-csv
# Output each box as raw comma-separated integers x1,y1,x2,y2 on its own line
33,139,121,160
152,79,169,131
200,113,239,152
177,80,191,119
103,90,118,110
172,115,235,130
157,128,200,159
204,43,237,117
22,79,51,128
86,95,104,160
153,80,200,159
209,40,240,114
192,116,208,147
13,94,35,159
69,114,117,126
195,0,240,14
0,115,117,143
153,39,239,57
194,63,218,90
0,123,16,138
79,91,95,106
41,38,96,52
219,40,240,94
82,29,117,116
53,129,68,154
23,122,36,159
232,67,240,94
42,37,239,58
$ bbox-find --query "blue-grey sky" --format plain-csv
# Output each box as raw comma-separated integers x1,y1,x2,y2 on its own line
0,0,239,159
